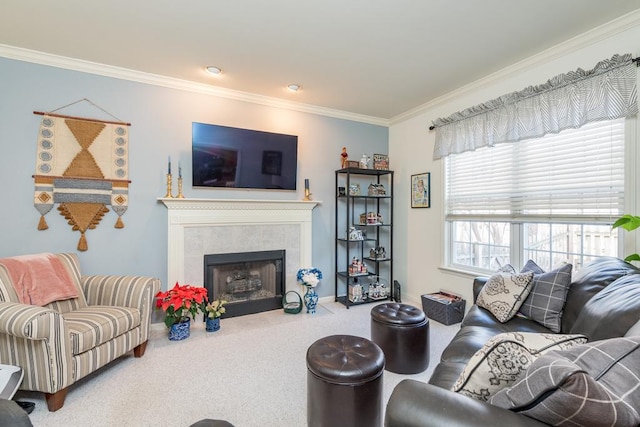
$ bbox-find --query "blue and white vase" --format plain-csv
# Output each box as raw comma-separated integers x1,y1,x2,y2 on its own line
168,318,191,341
205,317,221,332
304,286,319,314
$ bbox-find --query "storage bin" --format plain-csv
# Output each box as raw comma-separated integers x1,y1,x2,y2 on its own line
421,292,466,325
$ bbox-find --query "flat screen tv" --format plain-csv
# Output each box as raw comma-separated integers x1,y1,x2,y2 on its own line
192,122,298,190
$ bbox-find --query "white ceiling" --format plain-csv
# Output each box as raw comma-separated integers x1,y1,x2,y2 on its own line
2,1,640,122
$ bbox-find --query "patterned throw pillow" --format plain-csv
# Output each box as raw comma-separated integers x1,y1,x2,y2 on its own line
490,336,640,427
518,261,573,333
476,271,534,322
451,332,587,401
497,264,516,274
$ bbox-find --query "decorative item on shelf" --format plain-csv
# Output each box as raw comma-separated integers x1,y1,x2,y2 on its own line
297,267,323,314
176,162,185,199
367,276,389,300
369,246,387,260
349,281,365,303
165,156,174,198
204,297,227,332
348,226,365,240
348,183,361,196
360,153,371,169
359,212,382,225
348,257,367,275
283,290,303,314
347,160,360,169
341,147,349,169
165,173,174,198
304,178,312,201
176,177,185,198
338,186,346,196
368,183,386,196
373,154,389,170
155,283,208,340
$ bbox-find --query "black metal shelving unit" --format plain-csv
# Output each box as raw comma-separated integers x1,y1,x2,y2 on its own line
334,167,394,308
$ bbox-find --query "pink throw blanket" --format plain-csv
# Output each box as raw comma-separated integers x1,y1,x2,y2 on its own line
0,253,79,306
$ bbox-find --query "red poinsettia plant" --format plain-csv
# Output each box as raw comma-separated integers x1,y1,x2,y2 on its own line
155,282,208,328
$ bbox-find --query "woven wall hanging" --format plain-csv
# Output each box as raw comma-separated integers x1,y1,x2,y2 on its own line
32,99,131,251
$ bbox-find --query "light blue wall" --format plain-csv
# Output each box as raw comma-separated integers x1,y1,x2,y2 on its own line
0,57,388,298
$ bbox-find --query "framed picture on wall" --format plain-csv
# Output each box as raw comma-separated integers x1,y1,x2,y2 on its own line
411,172,430,208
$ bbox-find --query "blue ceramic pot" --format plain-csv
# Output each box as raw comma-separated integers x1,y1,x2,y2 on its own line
304,287,319,314
206,317,221,332
168,318,191,341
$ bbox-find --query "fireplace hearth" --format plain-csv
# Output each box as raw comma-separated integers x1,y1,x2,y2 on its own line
204,250,285,317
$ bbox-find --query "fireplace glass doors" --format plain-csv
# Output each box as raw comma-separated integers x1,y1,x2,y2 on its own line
204,250,285,317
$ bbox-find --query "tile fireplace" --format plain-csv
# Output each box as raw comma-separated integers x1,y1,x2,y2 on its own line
204,249,285,317
159,198,319,305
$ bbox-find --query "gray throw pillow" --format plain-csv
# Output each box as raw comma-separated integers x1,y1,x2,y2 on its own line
518,261,573,333
451,332,587,401
476,271,534,323
490,336,640,427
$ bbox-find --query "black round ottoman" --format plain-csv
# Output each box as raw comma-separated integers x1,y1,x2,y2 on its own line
370,303,430,374
306,334,385,427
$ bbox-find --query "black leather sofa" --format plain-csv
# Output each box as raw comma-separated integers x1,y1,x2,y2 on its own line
385,257,640,427
0,399,32,426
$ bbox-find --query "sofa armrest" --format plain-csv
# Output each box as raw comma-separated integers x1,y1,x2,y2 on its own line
81,275,161,343
385,380,548,427
0,302,64,339
473,277,489,302
0,302,74,393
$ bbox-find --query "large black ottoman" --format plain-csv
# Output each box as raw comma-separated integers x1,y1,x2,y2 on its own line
306,334,385,427
370,303,430,374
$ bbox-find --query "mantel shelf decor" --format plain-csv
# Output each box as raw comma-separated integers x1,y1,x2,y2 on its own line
32,99,131,251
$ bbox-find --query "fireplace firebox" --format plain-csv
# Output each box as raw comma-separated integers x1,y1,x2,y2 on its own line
204,250,285,317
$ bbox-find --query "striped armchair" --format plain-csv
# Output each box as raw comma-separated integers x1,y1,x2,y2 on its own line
0,253,160,411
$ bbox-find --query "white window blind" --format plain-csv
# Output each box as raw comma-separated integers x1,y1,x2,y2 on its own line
445,118,625,223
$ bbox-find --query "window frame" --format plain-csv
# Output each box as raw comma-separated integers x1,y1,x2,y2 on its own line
442,117,637,274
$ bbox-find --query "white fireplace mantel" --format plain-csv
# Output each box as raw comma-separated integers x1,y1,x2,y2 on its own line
159,198,320,289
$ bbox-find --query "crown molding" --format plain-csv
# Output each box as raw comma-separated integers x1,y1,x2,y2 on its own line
390,8,640,125
0,44,389,127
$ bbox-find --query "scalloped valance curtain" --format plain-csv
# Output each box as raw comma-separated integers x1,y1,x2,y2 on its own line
432,53,638,160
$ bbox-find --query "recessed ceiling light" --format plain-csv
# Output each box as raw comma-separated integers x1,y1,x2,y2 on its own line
287,84,301,92
205,66,222,75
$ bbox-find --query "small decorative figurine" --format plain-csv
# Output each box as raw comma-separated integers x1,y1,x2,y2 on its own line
360,153,371,169
341,147,349,168
348,257,367,275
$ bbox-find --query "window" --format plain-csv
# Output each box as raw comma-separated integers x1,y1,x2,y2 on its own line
445,119,625,273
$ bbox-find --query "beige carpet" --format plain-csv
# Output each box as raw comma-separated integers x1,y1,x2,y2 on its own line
16,300,460,427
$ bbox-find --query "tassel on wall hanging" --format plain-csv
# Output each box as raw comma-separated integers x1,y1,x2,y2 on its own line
32,99,131,251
